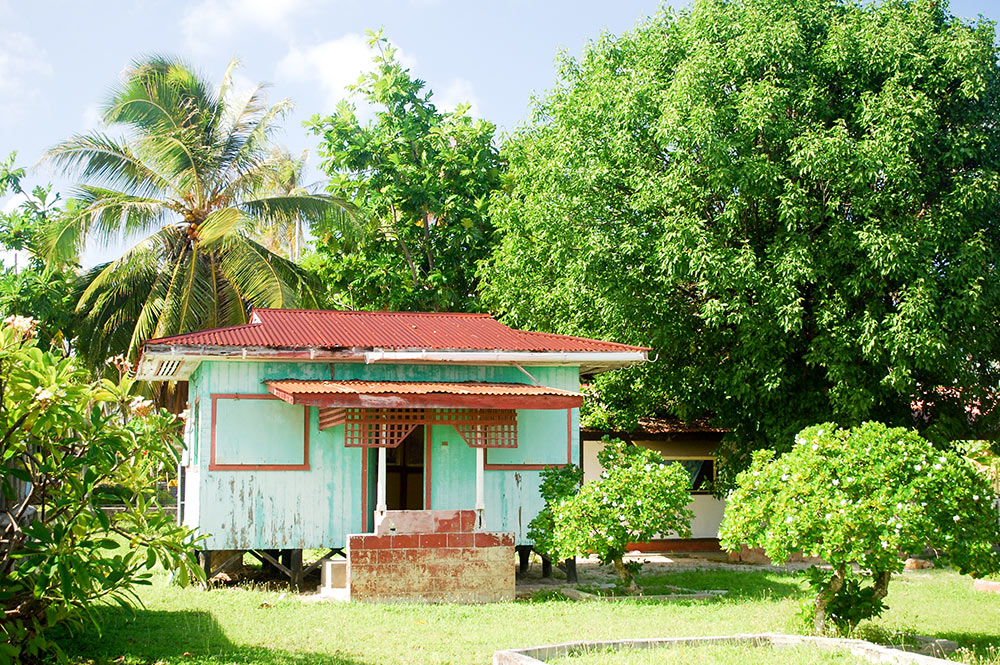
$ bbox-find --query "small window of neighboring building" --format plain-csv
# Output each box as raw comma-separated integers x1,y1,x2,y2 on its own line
663,457,716,495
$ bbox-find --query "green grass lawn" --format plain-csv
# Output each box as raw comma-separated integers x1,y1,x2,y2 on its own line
58,567,1000,665
548,643,873,665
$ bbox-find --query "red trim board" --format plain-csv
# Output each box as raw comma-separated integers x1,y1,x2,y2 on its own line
209,393,310,471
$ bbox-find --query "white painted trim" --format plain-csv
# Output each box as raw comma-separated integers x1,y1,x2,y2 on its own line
135,346,648,381
475,447,485,529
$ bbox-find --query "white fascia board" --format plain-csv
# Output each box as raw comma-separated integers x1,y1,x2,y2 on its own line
361,349,648,373
134,345,648,380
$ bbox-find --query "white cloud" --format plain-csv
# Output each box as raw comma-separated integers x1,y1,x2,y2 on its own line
80,103,103,131
1,192,27,214
180,0,314,53
276,34,416,114
435,78,481,117
0,32,53,127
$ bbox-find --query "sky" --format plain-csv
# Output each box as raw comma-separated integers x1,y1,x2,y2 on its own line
1,0,998,265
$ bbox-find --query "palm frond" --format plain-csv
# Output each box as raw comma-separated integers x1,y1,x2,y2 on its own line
217,234,307,309
197,207,248,246
70,186,171,245
43,132,175,198
240,193,356,226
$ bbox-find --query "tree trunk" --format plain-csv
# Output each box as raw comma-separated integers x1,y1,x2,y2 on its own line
612,557,639,595
814,564,846,633
872,569,891,601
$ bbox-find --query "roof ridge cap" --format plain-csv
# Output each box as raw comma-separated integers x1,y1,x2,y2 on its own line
254,308,493,318
512,326,651,351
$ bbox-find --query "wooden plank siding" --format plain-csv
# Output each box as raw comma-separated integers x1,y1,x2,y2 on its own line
184,360,579,549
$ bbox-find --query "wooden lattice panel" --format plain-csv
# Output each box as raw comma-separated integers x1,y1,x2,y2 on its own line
336,408,518,448
318,407,347,430
453,412,519,449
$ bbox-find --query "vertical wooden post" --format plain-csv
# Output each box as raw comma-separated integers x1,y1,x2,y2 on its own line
518,546,530,574
565,557,578,583
475,447,485,529
541,554,552,579
201,550,212,583
376,446,387,515
290,549,303,592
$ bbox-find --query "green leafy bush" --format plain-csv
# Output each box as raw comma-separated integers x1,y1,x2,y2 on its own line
528,463,583,559
547,439,693,591
720,422,1000,634
0,318,202,662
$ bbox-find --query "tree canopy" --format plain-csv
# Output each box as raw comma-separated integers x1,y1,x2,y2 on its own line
0,153,76,351
45,56,350,369
307,32,503,312
481,0,1000,473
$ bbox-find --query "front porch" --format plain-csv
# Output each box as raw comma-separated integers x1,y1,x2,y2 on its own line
345,509,515,603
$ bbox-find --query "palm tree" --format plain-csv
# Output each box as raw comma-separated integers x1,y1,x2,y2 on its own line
44,56,351,368
255,147,311,262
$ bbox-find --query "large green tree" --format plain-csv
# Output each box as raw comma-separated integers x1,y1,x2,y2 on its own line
481,0,1000,477
0,153,76,351
307,32,503,312
45,57,349,369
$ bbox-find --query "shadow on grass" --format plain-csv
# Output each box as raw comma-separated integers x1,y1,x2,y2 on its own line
58,607,370,665
919,630,1000,660
638,568,807,601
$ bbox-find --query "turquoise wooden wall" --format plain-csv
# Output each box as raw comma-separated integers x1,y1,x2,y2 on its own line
184,360,579,549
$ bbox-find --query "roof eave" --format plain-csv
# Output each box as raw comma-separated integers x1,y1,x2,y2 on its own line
135,345,648,381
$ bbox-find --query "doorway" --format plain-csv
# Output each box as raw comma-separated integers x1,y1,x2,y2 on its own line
386,425,425,510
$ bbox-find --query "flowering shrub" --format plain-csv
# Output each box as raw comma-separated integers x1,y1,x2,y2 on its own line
719,422,1000,634
0,318,202,662
547,439,693,591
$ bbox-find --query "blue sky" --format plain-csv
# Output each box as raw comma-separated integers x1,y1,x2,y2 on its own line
1,0,997,264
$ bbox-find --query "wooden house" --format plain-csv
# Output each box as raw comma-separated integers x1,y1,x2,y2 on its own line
136,308,646,600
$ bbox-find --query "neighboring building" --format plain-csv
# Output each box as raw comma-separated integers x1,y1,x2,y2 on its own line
137,308,646,600
581,416,727,551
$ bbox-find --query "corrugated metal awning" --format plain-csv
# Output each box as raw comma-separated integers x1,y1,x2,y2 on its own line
265,380,583,410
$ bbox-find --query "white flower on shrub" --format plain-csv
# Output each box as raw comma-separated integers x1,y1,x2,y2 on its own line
33,386,55,406
5,315,37,339
129,397,154,418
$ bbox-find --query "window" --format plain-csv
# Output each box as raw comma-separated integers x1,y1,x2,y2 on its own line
664,457,716,494
210,394,309,471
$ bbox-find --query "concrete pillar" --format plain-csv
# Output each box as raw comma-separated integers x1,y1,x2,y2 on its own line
376,446,387,514
476,447,485,529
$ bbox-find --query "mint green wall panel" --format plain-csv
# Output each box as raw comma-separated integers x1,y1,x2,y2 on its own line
333,363,528,383
429,425,475,510
487,409,570,466
213,398,306,466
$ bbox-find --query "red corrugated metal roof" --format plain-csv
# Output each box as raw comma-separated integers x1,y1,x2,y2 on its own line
143,308,649,353
265,379,584,409
266,380,581,397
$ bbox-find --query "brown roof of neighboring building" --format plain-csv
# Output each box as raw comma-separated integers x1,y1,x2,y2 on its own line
582,416,728,441
144,308,650,353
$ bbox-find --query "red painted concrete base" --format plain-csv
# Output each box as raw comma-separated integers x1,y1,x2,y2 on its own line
347,509,515,603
